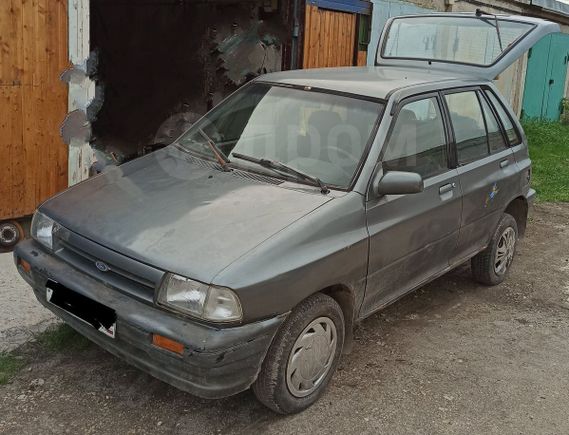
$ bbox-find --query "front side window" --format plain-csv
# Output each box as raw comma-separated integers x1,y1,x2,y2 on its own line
445,91,488,164
176,83,383,188
485,91,521,146
383,97,448,179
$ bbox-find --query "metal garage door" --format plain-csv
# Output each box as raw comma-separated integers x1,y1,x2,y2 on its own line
522,33,569,121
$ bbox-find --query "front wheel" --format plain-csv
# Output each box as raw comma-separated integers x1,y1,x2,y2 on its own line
471,213,518,286
252,293,344,414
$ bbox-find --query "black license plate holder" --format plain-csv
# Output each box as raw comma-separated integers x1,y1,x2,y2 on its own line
46,280,116,338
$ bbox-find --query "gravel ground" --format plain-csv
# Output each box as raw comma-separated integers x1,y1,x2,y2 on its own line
0,253,57,352
0,203,568,434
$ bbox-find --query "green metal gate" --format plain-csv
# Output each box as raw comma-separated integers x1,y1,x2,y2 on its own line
522,33,569,121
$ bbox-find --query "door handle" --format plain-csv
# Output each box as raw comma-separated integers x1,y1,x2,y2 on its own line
439,182,456,195
500,159,510,169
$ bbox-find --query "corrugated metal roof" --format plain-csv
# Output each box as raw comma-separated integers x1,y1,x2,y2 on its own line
532,0,569,17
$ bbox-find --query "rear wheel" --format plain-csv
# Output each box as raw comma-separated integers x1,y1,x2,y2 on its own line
471,213,518,286
253,293,344,414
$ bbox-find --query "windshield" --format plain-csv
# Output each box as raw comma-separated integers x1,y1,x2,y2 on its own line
381,16,534,66
176,83,383,188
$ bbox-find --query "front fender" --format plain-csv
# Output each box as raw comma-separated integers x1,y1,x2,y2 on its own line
213,193,370,323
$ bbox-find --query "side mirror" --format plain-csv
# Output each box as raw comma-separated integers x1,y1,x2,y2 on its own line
373,171,424,196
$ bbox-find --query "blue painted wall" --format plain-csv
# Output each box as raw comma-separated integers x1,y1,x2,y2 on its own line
367,0,433,66
307,0,372,14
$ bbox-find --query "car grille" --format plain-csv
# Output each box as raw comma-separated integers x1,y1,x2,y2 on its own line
53,226,164,303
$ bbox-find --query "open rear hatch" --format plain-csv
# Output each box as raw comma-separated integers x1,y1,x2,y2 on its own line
376,12,560,80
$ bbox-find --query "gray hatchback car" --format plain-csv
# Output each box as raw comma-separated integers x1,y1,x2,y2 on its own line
15,13,558,414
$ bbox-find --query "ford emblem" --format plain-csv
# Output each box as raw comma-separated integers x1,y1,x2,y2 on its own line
95,261,110,272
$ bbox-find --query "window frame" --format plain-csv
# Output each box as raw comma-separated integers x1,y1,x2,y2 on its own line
378,15,537,69
477,90,511,154
481,86,522,147
379,91,453,179
442,87,491,166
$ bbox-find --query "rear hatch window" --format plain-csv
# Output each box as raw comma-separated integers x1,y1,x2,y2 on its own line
382,16,533,66
376,14,560,80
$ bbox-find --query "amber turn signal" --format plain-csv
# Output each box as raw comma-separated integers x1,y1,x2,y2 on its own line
152,334,184,355
18,258,31,273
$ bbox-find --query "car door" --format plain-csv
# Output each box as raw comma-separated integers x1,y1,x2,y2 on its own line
443,88,518,264
362,94,461,317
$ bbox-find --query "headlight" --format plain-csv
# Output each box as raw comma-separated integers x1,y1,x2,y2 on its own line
157,273,243,322
31,211,56,250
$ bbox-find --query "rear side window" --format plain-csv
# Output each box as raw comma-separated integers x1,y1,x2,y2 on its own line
485,91,521,146
383,96,448,179
445,91,488,164
480,96,508,153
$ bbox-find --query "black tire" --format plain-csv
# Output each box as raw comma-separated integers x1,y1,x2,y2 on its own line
471,213,518,286
252,293,345,414
0,220,24,251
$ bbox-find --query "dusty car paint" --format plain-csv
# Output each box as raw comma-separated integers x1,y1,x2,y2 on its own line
14,13,553,403
40,146,335,289
14,241,286,398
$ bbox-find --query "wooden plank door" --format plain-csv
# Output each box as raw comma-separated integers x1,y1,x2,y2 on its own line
303,4,357,69
0,0,68,221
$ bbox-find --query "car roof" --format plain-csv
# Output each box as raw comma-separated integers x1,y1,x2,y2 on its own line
257,66,485,101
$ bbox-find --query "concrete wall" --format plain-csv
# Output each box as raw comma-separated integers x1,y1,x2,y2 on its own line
67,0,94,185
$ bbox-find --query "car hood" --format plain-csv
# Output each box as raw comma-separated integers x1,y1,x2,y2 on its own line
40,147,333,283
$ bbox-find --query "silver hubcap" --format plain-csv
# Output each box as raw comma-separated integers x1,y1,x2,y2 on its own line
0,223,19,247
286,317,337,398
495,227,516,275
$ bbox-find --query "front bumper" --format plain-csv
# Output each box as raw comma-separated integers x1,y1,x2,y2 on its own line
14,239,285,399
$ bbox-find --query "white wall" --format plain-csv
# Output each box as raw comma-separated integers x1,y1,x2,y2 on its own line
67,0,95,186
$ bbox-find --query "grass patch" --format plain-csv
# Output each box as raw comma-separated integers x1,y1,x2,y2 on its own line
522,120,569,202
0,325,90,385
0,354,25,385
36,323,91,353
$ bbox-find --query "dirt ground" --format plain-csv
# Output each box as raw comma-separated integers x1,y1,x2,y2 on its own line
0,253,57,352
1,203,568,435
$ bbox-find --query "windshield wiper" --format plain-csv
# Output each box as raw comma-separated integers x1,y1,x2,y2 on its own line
232,152,330,194
197,127,231,171
476,9,503,52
